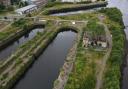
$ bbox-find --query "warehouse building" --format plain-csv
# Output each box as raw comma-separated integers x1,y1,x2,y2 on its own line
15,4,37,15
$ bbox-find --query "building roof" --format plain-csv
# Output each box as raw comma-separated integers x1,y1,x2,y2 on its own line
15,5,37,12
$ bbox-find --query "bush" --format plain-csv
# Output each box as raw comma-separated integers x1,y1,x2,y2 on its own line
45,2,72,8
12,18,26,27
99,8,124,25
87,20,105,35
0,4,6,11
7,6,14,11
102,20,125,89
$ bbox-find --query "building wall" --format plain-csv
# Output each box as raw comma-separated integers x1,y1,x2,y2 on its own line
15,5,38,15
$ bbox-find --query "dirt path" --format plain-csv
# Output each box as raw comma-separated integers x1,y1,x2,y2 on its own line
95,22,112,89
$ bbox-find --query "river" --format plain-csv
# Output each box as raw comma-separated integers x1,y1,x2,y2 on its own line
0,28,44,60
12,30,77,89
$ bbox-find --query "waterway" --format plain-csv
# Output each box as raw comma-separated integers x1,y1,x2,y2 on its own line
51,7,102,16
12,30,77,89
0,28,44,60
5,0,128,89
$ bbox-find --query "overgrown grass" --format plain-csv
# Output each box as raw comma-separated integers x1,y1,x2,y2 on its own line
41,1,107,15
59,13,99,21
0,21,56,89
0,18,33,41
64,25,105,89
0,21,80,89
99,8,124,25
59,7,124,89
102,20,124,89
45,1,94,8
86,20,105,35
99,8,125,89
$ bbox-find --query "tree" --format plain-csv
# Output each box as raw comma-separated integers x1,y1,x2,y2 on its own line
11,0,20,5
7,6,14,11
18,1,29,8
0,4,6,11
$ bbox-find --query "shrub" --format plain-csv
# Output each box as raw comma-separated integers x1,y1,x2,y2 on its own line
99,8,124,25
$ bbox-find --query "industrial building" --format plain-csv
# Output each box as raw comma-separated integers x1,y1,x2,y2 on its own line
15,4,37,15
